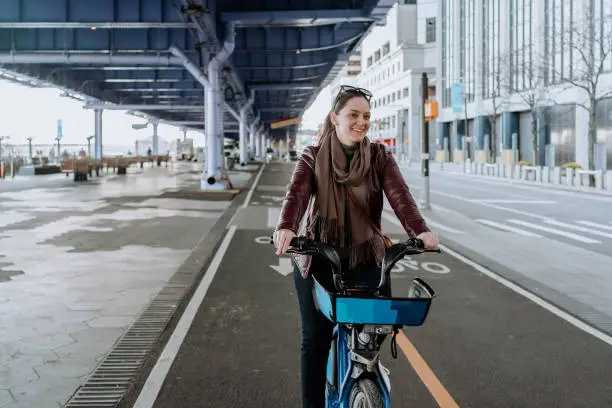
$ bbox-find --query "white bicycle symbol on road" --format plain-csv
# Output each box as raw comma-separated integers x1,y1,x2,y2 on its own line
390,257,450,276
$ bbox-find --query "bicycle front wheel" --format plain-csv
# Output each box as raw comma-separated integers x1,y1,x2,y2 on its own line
348,378,384,408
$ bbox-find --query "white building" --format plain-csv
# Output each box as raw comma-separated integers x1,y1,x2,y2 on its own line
437,0,612,169
329,48,362,99
352,0,438,159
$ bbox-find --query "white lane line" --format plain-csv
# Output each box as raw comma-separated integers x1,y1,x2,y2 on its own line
423,217,465,234
467,199,556,204
241,164,266,208
576,220,612,232
382,211,464,235
440,244,612,347
431,190,551,220
543,219,612,239
475,219,542,237
132,225,238,408
507,219,601,244
267,207,281,228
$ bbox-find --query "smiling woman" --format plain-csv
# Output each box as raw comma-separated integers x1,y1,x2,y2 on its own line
273,84,440,407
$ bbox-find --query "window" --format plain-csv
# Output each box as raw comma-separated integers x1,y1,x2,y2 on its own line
367,56,373,67
374,50,381,62
426,17,436,43
403,87,410,98
382,42,390,56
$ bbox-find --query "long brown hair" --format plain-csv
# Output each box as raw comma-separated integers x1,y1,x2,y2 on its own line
315,90,371,145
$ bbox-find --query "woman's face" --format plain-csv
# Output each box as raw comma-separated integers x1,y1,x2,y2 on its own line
330,96,371,146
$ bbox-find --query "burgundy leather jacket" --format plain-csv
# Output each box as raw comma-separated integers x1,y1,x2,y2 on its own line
275,143,429,238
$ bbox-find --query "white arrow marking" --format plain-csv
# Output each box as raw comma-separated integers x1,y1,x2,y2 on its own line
270,257,293,276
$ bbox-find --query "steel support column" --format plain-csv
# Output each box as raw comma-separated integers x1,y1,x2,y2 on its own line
152,121,159,155
250,114,260,160
204,22,235,187
205,63,220,181
239,91,255,166
94,109,103,160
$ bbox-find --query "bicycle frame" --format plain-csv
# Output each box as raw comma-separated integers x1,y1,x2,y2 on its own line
324,323,392,407
283,236,438,407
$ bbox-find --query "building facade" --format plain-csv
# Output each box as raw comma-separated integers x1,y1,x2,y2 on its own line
335,0,438,159
437,0,612,169
329,49,362,99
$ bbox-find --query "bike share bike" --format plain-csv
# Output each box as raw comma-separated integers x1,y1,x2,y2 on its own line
280,236,440,408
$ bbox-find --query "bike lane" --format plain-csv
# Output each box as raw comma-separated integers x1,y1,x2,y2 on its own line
133,162,612,408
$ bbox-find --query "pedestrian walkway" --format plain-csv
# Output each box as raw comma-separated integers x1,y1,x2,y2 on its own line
0,163,258,408
126,162,612,408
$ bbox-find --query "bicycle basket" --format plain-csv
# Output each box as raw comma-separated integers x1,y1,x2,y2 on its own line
312,276,435,326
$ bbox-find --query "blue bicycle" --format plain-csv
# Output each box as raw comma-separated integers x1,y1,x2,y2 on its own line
285,236,439,408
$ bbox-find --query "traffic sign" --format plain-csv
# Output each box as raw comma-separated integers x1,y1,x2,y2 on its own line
424,100,439,122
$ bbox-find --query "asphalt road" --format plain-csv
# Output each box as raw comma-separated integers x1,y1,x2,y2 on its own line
399,165,612,257
130,161,612,408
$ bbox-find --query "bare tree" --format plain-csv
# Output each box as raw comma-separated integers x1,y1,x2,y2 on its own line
556,4,612,177
507,46,554,166
481,52,508,163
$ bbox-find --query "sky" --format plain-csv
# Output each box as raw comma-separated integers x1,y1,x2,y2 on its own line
0,77,331,150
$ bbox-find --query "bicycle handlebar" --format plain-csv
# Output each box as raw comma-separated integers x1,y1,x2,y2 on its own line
272,236,441,294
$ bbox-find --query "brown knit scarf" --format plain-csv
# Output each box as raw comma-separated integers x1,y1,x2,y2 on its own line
311,131,386,268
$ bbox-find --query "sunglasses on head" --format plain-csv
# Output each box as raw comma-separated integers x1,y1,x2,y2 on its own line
332,85,373,110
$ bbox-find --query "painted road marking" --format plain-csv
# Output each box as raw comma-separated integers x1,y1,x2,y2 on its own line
543,219,612,239
132,225,238,408
391,258,451,275
242,164,266,208
397,331,460,408
576,220,612,231
421,217,465,234
476,219,542,237
468,199,556,204
507,219,601,244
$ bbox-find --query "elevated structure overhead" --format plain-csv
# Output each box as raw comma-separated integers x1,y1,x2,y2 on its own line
0,0,395,140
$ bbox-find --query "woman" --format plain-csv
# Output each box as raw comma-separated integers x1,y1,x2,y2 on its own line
273,85,439,408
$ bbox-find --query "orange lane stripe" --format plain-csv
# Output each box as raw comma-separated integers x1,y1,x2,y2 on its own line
396,331,460,408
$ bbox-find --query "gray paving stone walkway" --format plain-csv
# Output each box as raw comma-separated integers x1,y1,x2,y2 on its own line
0,164,252,408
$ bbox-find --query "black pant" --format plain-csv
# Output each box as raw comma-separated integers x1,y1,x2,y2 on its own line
293,258,386,408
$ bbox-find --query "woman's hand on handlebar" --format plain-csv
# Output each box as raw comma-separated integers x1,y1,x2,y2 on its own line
273,229,296,255
417,231,439,250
